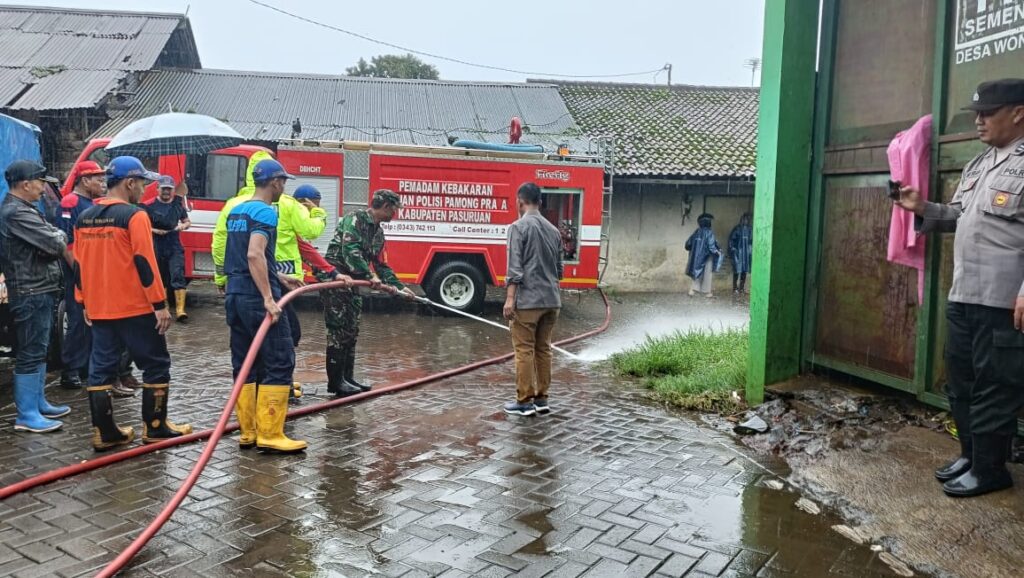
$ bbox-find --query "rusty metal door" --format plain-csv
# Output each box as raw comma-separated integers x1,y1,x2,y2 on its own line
805,0,937,390
808,0,1024,406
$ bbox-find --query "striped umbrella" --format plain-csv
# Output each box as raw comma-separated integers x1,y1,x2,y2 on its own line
105,112,243,157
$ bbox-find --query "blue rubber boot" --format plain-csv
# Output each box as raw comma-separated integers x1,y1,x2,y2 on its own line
37,363,70,418
13,372,63,433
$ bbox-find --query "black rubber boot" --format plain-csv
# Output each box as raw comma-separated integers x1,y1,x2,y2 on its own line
141,384,192,443
935,400,972,482
327,347,360,397
935,435,972,482
87,385,135,452
943,434,1014,498
344,348,371,393
60,370,83,390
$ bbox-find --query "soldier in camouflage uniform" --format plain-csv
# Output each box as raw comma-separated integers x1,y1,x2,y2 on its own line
323,189,415,396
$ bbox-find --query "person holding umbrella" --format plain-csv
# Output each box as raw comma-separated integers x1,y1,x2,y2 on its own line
144,175,192,322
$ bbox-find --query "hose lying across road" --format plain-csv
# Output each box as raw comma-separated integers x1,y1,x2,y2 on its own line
0,280,611,577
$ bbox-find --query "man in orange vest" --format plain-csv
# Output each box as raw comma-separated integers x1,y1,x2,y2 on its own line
74,157,192,451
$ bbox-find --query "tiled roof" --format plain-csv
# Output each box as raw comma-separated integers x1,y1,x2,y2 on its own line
92,69,589,152
0,5,199,111
545,80,759,179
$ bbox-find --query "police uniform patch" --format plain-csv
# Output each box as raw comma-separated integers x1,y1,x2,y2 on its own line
994,193,1009,207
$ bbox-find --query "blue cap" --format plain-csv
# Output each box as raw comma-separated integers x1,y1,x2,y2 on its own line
293,184,321,200
106,156,160,182
158,175,176,189
252,159,293,184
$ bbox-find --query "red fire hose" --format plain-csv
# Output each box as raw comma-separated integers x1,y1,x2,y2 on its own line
0,280,610,576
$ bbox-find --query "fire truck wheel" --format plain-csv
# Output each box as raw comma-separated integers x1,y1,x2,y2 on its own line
425,260,486,314
47,297,66,367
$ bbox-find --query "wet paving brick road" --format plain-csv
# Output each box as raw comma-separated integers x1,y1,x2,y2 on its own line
0,286,902,577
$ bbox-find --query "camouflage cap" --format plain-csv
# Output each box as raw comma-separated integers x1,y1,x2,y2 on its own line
373,189,402,207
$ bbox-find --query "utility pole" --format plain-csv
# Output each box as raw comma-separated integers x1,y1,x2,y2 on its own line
744,58,762,86
663,63,672,87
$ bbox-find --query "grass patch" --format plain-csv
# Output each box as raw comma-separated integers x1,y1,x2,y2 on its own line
610,328,748,413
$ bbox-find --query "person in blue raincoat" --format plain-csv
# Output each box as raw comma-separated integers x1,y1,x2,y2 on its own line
728,213,753,294
685,213,722,297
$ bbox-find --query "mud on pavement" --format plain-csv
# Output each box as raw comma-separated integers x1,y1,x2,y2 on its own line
720,376,1024,578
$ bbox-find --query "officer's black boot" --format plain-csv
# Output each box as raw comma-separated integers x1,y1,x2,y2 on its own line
935,401,972,481
343,348,371,393
327,347,359,397
942,434,1014,497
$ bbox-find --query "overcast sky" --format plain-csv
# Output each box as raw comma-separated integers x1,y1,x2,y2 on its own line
11,0,765,86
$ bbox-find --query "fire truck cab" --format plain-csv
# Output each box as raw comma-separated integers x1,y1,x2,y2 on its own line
68,138,610,313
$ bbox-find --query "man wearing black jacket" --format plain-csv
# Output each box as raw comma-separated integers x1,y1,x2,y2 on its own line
0,160,74,433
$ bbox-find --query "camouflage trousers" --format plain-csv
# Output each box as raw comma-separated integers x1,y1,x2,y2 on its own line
322,288,362,349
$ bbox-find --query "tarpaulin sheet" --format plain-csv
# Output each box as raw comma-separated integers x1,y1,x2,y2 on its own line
0,112,43,204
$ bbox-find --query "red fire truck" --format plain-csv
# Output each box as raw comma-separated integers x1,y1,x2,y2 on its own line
66,139,610,313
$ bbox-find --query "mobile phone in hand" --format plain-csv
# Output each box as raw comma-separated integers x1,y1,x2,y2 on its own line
887,180,902,201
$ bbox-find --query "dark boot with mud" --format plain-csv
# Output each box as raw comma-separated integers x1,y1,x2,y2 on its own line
344,348,371,393
141,383,193,443
943,434,1013,497
88,385,135,452
935,402,972,482
326,347,359,397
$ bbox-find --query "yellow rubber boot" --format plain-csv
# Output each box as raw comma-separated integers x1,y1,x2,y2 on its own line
236,383,257,449
256,384,306,454
174,289,188,322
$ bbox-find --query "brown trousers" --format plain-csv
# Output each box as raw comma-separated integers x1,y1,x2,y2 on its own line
510,308,560,403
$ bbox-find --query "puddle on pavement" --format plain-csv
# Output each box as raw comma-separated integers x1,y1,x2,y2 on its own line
46,288,905,576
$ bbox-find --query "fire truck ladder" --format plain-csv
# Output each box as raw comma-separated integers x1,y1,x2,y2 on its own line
593,137,615,285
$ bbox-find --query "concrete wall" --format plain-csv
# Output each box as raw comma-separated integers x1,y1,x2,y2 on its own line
602,180,754,293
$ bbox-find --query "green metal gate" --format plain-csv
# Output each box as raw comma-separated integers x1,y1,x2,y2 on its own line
802,0,1023,408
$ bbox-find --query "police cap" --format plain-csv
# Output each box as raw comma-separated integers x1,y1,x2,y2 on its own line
963,78,1024,112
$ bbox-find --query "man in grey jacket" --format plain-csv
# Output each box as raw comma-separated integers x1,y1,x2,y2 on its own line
503,182,563,416
1,160,73,433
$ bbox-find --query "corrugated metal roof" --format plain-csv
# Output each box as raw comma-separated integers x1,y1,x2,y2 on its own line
92,69,589,153
9,69,125,111
0,67,25,106
545,80,759,179
0,4,194,110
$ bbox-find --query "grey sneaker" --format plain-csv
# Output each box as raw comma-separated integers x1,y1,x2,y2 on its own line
503,401,536,416
533,399,551,414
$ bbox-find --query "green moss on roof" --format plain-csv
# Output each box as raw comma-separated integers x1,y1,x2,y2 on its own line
554,82,759,178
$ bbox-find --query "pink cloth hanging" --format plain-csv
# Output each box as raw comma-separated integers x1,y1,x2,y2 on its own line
886,114,931,304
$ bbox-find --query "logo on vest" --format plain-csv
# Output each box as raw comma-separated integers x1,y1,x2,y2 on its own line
994,193,1009,207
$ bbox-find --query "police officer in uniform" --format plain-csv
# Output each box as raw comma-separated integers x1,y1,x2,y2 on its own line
322,189,414,397
145,176,191,322
897,78,1024,498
